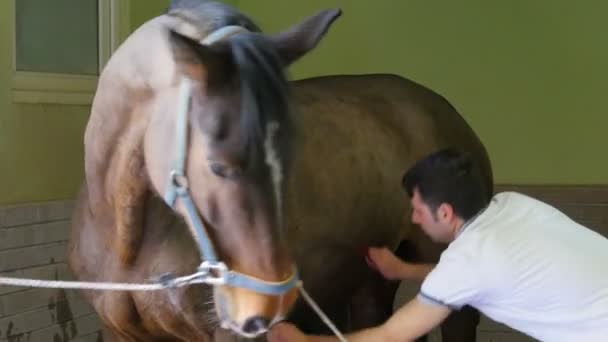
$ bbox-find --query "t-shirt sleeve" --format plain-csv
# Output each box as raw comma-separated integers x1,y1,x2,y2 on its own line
417,249,483,310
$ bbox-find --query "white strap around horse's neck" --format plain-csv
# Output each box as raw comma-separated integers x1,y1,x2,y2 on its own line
200,25,249,45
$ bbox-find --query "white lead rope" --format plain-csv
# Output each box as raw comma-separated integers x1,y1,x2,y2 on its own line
0,272,202,291
0,276,167,291
297,281,348,342
0,275,347,341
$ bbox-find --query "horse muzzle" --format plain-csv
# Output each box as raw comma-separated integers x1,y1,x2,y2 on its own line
213,270,300,338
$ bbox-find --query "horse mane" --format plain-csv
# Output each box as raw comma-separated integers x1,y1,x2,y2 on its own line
230,32,293,165
169,0,294,168
167,0,261,35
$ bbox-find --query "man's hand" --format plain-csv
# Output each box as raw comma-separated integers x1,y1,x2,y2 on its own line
367,247,436,282
366,247,407,280
268,322,308,342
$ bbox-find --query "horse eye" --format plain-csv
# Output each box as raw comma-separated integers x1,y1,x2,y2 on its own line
209,163,239,179
209,163,228,178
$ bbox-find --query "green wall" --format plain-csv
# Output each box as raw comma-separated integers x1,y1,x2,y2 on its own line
1,1,605,205
0,0,173,205
130,0,239,31
237,1,608,185
0,1,90,205
0,0,235,205
130,0,170,31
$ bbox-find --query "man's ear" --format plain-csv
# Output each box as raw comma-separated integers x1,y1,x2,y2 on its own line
437,203,455,224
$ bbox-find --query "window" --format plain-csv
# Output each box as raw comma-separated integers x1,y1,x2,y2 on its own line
10,0,130,105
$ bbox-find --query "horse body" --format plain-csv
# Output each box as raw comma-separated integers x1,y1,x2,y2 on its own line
68,2,492,341
280,74,492,333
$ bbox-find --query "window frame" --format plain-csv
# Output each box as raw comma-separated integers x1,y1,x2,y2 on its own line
10,0,131,105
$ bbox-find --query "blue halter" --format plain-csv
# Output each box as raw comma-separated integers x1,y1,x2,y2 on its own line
163,73,298,296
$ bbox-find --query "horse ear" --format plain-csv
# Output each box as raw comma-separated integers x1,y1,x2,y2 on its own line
167,30,230,83
270,9,342,66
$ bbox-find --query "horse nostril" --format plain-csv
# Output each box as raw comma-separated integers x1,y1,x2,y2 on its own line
242,316,270,334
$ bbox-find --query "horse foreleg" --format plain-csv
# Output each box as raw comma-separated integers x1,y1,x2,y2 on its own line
286,294,351,336
440,305,480,342
348,269,399,330
98,292,161,342
110,122,148,265
100,327,119,342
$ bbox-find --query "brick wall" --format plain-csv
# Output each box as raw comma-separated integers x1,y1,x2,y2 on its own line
0,200,102,342
496,185,608,238
1,185,606,341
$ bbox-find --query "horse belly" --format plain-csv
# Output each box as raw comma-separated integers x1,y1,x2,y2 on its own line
280,104,412,332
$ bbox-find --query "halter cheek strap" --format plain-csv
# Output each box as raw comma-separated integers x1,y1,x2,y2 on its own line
163,27,299,296
201,25,250,45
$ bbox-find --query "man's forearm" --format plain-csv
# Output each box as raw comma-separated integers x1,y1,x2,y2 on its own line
309,326,394,342
400,263,436,282
307,296,448,342
275,298,450,342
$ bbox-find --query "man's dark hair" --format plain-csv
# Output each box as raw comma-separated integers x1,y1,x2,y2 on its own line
402,148,489,220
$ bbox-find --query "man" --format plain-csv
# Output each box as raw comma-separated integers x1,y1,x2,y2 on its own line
268,149,608,342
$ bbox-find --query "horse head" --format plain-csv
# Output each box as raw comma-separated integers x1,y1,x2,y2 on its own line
141,4,341,337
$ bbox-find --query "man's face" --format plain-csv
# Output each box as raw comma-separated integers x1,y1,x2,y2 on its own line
410,189,453,243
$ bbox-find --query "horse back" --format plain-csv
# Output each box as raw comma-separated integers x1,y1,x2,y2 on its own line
287,73,492,242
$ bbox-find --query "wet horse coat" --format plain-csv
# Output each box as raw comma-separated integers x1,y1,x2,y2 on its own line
68,2,492,341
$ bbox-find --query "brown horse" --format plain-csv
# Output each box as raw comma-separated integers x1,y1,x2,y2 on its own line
68,1,492,341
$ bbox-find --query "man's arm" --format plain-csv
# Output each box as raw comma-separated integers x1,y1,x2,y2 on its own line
268,298,451,342
378,297,451,341
399,262,435,282
367,247,435,282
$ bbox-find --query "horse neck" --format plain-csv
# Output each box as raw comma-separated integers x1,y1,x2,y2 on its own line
83,14,212,264
84,14,190,213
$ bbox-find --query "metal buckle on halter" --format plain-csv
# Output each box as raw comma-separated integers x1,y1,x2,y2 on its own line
169,170,189,191
198,261,228,285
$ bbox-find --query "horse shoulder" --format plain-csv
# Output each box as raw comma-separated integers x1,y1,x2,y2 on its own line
83,15,192,263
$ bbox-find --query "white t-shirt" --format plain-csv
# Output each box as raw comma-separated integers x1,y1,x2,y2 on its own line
418,192,608,342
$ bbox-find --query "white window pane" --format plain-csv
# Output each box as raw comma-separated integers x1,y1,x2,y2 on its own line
16,0,99,75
